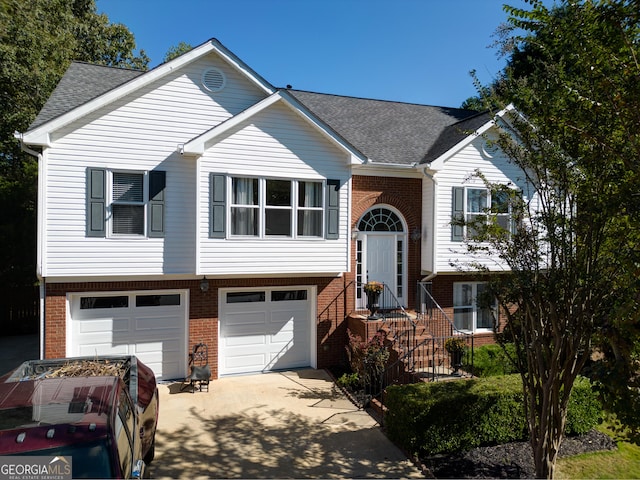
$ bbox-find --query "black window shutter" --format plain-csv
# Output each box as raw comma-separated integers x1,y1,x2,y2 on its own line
86,167,106,237
326,179,340,239
210,173,226,238
452,186,464,241
148,170,166,237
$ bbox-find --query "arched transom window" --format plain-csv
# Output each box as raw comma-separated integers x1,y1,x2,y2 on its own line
357,207,404,232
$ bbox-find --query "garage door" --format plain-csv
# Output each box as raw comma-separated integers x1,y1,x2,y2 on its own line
219,287,314,376
68,291,187,381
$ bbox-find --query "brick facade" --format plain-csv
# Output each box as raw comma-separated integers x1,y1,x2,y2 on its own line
44,276,350,379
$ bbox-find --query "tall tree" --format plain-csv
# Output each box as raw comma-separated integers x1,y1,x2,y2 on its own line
463,1,640,477
163,42,193,63
0,0,148,287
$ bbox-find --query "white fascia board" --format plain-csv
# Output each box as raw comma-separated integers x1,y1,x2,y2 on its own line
209,38,275,96
353,162,422,178
279,90,367,165
426,105,516,172
21,39,275,146
181,93,284,155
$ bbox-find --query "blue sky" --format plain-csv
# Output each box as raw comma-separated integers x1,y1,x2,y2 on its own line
96,0,530,108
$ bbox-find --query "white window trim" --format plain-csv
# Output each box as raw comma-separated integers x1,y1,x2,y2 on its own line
458,186,515,239
453,281,496,333
108,170,148,238
228,176,325,239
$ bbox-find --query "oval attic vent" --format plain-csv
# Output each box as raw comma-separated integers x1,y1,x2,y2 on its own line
202,67,226,93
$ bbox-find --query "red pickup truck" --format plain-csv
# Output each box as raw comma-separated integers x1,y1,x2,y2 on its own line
0,356,159,479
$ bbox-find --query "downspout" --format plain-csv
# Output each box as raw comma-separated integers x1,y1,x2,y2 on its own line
421,167,438,284
16,132,45,359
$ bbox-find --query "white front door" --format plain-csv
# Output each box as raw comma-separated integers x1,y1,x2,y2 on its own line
366,234,396,290
356,206,408,310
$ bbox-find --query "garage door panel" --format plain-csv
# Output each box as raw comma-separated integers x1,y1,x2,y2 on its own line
135,315,181,331
224,312,267,327
77,317,129,334
224,353,267,370
271,322,294,343
224,334,267,348
78,343,129,356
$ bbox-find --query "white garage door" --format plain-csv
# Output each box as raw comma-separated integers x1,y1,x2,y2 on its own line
219,287,314,376
68,290,187,381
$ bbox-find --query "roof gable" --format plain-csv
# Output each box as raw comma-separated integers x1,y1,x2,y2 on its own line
181,91,366,164
424,105,516,170
20,38,276,145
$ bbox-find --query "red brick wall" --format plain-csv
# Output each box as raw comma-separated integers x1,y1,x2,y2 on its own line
349,175,423,309
44,276,350,379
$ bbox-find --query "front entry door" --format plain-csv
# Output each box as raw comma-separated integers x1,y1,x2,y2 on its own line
366,234,396,291
356,206,407,310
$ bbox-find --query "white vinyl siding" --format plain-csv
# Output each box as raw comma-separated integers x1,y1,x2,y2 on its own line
199,102,351,275
430,136,536,273
41,53,268,278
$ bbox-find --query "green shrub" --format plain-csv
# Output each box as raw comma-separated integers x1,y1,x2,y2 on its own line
336,372,360,390
469,343,519,377
566,376,604,435
385,374,601,456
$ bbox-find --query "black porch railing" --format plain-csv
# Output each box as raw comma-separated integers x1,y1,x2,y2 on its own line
353,281,474,408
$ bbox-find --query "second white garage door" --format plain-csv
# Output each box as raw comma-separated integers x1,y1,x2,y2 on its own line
219,287,315,376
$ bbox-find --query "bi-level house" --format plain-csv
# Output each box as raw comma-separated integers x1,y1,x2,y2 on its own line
16,39,528,381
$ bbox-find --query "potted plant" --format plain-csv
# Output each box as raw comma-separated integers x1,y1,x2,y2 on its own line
444,336,466,374
363,281,384,319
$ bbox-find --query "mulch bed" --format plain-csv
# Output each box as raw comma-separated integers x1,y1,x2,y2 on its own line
418,429,617,478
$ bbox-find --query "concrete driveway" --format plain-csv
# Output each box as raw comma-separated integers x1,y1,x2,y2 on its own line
148,369,423,479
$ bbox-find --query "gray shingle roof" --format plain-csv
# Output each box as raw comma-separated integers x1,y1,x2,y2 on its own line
28,62,489,166
28,62,144,131
421,111,492,164
288,90,481,165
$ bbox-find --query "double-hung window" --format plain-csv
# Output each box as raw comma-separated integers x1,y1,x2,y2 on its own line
231,177,259,236
265,179,292,236
112,172,145,235
86,167,165,238
211,174,339,239
297,181,323,237
453,282,496,332
452,186,515,240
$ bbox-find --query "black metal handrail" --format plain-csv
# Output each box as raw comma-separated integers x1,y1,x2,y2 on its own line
346,281,475,410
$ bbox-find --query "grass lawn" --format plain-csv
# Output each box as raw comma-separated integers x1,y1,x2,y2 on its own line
556,420,640,479
556,442,640,479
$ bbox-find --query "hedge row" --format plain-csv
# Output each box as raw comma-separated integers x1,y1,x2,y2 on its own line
384,374,601,455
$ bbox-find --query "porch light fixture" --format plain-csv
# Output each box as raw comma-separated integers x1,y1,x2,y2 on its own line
411,227,422,243
200,276,209,293
351,227,359,240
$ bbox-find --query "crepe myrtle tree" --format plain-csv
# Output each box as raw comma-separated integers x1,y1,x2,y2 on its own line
455,1,640,477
